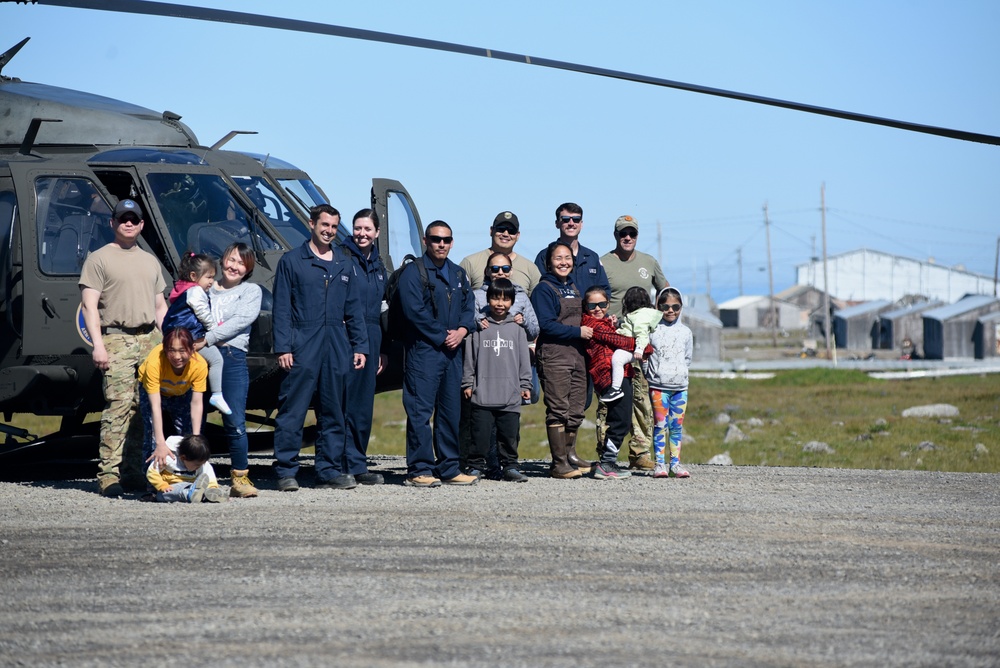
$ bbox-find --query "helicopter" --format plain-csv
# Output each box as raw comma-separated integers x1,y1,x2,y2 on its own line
1,1,996,457
0,35,425,454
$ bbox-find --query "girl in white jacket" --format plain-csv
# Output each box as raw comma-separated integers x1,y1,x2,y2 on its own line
643,287,693,478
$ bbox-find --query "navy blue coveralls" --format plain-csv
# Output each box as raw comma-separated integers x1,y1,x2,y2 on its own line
533,241,611,298
342,237,386,476
400,253,476,479
272,241,367,482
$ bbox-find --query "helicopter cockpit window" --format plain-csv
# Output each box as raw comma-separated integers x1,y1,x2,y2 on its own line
385,189,423,269
146,173,281,259
35,177,114,276
231,176,308,248
277,178,348,244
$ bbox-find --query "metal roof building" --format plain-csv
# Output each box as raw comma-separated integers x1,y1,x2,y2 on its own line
974,311,1000,359
684,308,723,362
922,295,1000,359
832,300,893,351
795,248,996,303
877,300,943,357
717,295,805,330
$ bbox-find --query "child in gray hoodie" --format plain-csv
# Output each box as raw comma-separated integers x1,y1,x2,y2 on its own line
462,279,533,481
643,287,693,478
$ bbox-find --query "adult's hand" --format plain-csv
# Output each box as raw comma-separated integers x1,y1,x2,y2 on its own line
278,353,294,370
579,326,594,340
444,327,467,350
353,353,366,369
377,353,388,376
193,338,207,352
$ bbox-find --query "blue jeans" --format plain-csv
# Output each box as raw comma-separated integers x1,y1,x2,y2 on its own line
139,387,194,464
219,345,250,471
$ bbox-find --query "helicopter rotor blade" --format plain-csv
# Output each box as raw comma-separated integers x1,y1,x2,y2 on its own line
25,0,1000,146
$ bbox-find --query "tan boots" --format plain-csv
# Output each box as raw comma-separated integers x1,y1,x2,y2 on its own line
229,469,259,498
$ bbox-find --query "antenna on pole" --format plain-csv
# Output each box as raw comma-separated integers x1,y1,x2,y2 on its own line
821,183,835,365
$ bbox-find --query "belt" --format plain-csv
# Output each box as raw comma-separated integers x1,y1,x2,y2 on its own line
102,324,155,335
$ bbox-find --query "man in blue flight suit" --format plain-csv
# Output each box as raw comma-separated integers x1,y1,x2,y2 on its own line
400,220,478,487
533,202,611,297
272,204,368,491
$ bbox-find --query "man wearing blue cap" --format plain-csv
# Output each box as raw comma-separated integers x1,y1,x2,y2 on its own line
80,198,168,497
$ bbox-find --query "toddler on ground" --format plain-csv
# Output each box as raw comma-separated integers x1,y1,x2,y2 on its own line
146,434,226,503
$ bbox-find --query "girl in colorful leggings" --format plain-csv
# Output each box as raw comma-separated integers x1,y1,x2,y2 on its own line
644,287,693,478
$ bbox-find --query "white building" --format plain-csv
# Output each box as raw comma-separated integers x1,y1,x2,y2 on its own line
795,248,997,303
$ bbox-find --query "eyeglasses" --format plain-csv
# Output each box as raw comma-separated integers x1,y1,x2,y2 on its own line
585,301,609,311
493,225,517,235
426,235,453,245
617,228,638,239
489,265,512,274
660,304,682,312
559,215,582,223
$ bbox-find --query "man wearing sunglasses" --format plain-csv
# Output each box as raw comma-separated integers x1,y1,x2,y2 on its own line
598,215,669,471
398,221,478,487
460,211,540,294
533,202,610,298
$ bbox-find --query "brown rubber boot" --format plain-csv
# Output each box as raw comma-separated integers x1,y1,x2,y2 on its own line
547,425,582,479
229,469,259,498
564,429,593,473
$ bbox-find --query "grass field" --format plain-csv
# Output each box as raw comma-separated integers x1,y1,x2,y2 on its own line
7,369,998,473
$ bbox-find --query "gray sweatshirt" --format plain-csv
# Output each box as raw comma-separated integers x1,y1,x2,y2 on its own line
643,318,693,391
462,314,532,411
204,282,263,352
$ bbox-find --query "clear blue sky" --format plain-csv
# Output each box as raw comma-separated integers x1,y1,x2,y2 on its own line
5,0,998,302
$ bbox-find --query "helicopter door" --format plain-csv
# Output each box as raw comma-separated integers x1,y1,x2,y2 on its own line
371,179,424,273
8,162,116,355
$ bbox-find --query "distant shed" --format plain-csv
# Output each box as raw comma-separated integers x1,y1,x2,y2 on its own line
684,309,723,362
974,310,1000,359
718,295,804,329
923,295,1000,359
832,300,893,351
878,300,942,356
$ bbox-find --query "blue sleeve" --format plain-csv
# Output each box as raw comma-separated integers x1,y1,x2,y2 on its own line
533,248,547,276
399,263,446,346
458,269,476,334
272,255,293,353
344,261,369,354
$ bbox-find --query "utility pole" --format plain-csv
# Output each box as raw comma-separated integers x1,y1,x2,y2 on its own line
994,235,999,297
737,248,743,296
821,184,835,364
706,264,711,297
764,202,778,347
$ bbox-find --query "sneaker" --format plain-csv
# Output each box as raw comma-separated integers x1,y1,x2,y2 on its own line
669,462,691,478
629,455,656,471
465,468,484,480
229,470,259,498
404,475,442,488
99,481,124,498
593,461,632,479
189,476,210,503
277,476,299,492
600,387,624,403
209,393,232,416
652,462,670,478
502,467,529,483
316,474,357,490
204,486,228,503
442,473,479,486
355,472,384,486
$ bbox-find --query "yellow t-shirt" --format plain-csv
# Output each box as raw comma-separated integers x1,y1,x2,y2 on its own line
138,344,208,397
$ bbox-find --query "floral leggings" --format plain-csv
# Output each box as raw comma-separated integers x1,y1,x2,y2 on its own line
650,389,687,466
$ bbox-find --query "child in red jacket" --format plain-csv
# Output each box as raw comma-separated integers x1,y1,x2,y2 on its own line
581,286,652,479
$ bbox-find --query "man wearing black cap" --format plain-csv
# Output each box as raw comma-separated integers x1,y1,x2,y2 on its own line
80,198,168,497
459,211,540,293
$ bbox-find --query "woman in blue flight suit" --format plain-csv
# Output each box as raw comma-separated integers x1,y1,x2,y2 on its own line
272,204,368,490
342,209,387,485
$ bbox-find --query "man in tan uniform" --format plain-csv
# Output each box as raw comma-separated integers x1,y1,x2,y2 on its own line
80,199,167,497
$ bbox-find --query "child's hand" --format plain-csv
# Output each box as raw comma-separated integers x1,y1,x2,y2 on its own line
513,313,524,324
462,387,472,400
161,486,173,493
609,314,619,328
521,390,532,402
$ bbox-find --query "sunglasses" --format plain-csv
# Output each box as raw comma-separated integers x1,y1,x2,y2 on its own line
494,226,518,235
559,215,582,223
426,235,453,245
115,216,140,226
660,304,682,312
489,264,512,274
585,301,609,311
617,228,638,239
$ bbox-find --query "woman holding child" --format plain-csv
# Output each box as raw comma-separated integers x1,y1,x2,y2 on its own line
529,242,594,479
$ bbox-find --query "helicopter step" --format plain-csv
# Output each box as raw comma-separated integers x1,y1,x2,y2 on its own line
0,364,78,409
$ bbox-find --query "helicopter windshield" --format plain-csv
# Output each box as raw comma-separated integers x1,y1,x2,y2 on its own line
146,172,281,259
230,176,309,248
34,176,114,275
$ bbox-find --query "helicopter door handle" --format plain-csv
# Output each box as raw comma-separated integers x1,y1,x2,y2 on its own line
42,297,61,319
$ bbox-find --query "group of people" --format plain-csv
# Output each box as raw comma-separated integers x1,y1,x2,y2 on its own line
79,197,693,501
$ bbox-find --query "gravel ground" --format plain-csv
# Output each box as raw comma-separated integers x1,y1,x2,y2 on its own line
1,454,998,667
